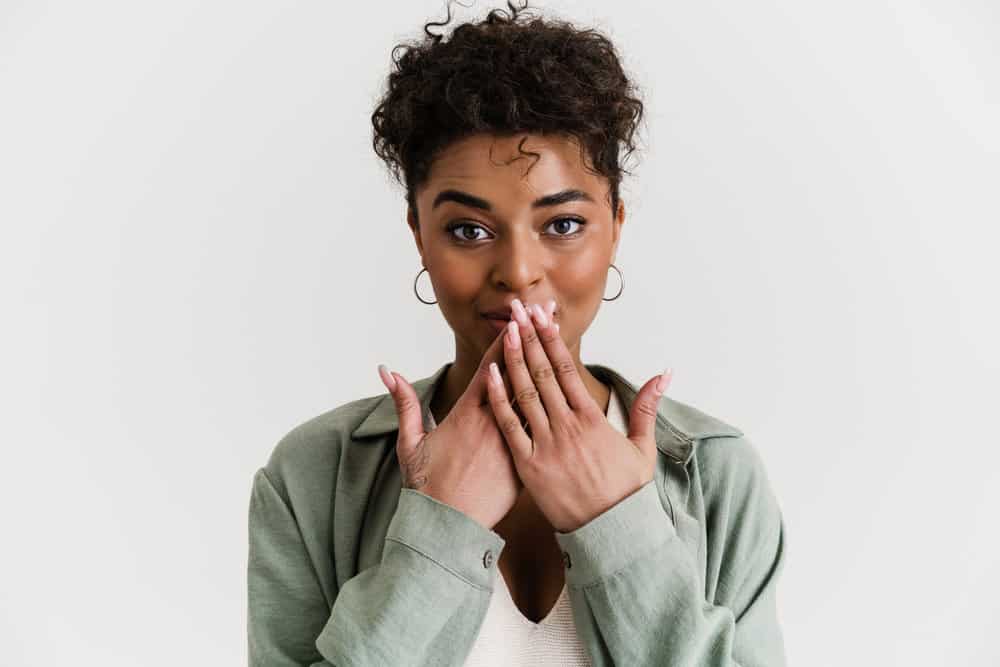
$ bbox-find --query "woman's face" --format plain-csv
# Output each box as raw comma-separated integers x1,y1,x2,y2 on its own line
408,132,625,362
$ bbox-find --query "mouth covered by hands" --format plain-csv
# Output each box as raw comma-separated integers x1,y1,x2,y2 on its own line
485,297,673,533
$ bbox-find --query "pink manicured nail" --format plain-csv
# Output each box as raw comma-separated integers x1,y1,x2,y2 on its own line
511,298,529,326
531,303,549,328
655,368,673,394
547,299,556,318
506,320,521,348
377,364,397,392
489,361,502,386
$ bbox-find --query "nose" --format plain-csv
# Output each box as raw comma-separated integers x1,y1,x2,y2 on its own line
490,231,544,292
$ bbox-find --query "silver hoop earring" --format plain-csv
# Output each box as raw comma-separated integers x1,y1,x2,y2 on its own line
602,263,624,301
413,267,437,305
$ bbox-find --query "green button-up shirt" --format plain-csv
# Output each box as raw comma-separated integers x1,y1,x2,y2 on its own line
247,362,788,666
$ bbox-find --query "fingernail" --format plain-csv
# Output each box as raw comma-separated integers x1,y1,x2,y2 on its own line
489,361,502,386
655,368,673,394
377,363,397,392
547,298,556,318
506,320,521,349
511,298,529,326
531,303,549,328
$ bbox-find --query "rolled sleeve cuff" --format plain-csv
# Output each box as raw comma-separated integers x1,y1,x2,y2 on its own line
385,487,507,591
554,479,676,588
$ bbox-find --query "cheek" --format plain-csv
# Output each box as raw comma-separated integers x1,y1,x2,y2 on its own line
554,252,608,301
551,253,610,330
427,258,484,301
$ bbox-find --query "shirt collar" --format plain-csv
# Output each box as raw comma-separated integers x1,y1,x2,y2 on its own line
351,362,743,465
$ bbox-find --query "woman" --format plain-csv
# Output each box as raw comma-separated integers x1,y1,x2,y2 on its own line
247,2,787,665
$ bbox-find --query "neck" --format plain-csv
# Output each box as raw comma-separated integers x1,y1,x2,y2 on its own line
430,332,612,425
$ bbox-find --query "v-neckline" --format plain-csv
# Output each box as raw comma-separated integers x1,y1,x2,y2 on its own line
496,570,568,628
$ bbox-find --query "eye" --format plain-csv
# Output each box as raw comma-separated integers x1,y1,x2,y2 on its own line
447,222,492,242
446,216,586,244
545,216,586,237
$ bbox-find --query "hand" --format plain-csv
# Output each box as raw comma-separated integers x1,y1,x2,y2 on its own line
378,330,523,530
485,297,674,533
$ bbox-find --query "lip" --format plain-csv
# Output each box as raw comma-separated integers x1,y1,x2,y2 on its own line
481,299,557,320
481,315,511,332
479,301,557,331
480,306,514,319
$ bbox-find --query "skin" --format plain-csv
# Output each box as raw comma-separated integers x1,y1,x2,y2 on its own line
407,132,624,426
395,131,674,621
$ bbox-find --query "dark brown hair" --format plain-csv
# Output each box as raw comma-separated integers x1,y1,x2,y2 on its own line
370,0,646,224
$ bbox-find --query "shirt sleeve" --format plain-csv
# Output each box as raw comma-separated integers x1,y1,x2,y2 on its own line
248,467,336,666
248,467,506,666
553,436,787,667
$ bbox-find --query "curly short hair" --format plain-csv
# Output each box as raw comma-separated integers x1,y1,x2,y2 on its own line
370,0,645,224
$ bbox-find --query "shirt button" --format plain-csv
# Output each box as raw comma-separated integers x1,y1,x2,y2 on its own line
482,549,494,568
562,550,572,569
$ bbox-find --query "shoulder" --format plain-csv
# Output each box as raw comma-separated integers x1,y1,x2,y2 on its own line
259,393,385,503
695,433,774,495
692,431,785,578
656,390,781,531
694,430,781,521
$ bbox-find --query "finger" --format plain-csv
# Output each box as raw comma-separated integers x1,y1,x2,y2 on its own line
532,298,595,414
377,365,425,455
494,364,522,421
486,360,533,460
512,298,570,418
458,328,508,408
503,315,551,436
628,369,674,458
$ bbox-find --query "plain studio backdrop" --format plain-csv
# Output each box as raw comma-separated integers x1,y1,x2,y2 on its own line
2,1,997,664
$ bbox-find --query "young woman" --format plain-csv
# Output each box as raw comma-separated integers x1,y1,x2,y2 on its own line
248,2,787,665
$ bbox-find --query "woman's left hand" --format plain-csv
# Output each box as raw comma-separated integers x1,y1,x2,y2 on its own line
485,298,674,534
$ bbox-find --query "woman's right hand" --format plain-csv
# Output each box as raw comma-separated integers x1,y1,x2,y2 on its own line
377,330,522,530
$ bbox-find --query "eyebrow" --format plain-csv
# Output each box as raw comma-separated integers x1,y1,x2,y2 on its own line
431,188,595,211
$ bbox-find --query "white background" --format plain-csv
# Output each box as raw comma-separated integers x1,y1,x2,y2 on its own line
2,1,997,664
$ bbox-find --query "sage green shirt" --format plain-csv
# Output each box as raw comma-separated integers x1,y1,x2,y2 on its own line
247,362,788,666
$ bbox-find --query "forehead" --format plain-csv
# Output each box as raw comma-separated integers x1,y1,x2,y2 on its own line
421,133,605,203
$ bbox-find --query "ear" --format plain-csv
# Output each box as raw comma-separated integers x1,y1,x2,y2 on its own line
407,207,424,260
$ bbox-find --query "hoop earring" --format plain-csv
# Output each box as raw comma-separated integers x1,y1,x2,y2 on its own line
413,267,438,305
602,263,624,301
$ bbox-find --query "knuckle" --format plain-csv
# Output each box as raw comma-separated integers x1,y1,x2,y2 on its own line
531,364,555,384
553,359,577,378
520,328,538,346
396,393,419,414
515,386,540,405
635,399,658,420
553,414,582,439
499,415,522,436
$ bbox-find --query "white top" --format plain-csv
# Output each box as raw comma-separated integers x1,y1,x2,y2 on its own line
428,384,630,667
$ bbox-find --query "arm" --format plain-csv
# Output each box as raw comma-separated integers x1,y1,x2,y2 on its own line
248,468,505,666
554,436,787,667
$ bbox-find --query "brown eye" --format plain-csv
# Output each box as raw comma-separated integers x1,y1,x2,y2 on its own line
448,222,491,242
545,217,585,237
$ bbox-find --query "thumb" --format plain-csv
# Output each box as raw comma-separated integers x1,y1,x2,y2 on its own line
628,368,673,453
377,364,426,457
